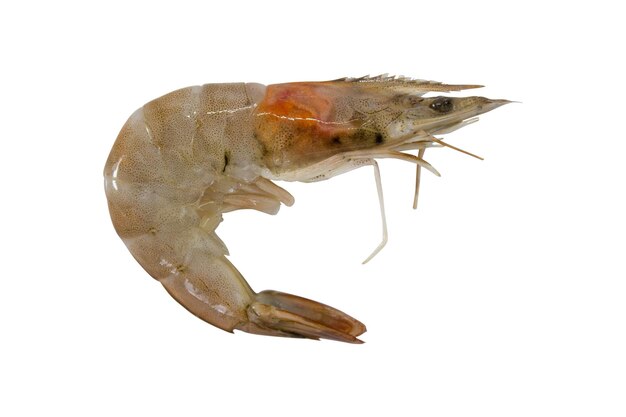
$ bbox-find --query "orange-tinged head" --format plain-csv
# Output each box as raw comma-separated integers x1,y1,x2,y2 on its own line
254,82,384,175
253,77,509,181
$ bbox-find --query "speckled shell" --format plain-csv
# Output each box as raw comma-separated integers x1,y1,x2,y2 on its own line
104,83,267,331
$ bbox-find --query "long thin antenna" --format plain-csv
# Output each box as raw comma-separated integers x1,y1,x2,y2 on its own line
429,137,484,160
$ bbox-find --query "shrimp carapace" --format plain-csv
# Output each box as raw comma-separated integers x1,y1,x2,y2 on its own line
104,76,509,343
255,78,508,182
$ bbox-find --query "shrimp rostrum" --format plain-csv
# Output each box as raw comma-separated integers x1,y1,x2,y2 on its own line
104,76,508,343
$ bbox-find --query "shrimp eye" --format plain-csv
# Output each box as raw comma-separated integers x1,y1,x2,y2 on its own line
430,97,453,113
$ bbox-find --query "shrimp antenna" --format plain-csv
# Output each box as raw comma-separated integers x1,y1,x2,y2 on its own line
429,137,484,161
412,136,483,210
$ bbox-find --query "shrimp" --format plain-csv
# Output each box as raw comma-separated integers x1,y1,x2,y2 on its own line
103,76,508,343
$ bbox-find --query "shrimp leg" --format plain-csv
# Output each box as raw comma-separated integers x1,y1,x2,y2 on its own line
362,160,388,264
413,148,426,209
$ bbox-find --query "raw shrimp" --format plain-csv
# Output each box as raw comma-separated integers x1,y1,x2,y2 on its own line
103,76,508,343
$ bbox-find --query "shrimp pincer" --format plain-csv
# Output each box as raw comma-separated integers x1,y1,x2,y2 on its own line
103,76,508,343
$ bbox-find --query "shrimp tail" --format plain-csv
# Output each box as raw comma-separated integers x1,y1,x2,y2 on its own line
241,290,366,343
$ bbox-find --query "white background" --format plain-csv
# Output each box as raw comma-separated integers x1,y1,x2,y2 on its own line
1,1,624,416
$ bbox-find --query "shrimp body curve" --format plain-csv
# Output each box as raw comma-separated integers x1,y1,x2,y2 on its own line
104,77,508,343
